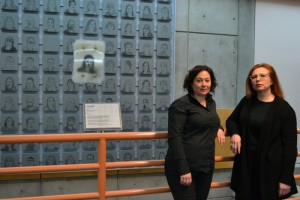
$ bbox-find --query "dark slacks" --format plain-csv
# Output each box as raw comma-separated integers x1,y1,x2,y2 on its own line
165,161,213,200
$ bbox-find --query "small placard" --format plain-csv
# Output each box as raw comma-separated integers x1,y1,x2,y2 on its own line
83,103,122,131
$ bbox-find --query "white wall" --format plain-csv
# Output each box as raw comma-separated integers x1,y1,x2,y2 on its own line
255,0,300,125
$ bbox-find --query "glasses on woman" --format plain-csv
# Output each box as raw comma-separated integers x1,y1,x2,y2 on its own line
249,73,270,80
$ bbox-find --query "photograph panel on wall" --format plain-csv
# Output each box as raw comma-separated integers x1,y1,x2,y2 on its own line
1,154,19,167
138,95,153,115
43,15,59,34
22,114,39,133
120,76,135,94
139,22,154,39
0,53,18,71
63,75,79,93
157,22,171,39
121,113,135,131
22,94,39,112
43,114,60,133
138,139,153,150
155,95,170,112
107,141,117,151
1,114,19,133
120,95,135,113
22,153,39,166
155,113,168,131
101,94,117,103
63,94,80,113
22,54,39,72
156,59,171,76
82,94,100,104
107,150,117,162
121,1,136,19
138,113,153,131
138,41,153,58
1,74,18,93
104,39,117,56
43,54,59,73
1,12,18,32
82,141,98,151
102,0,118,17
83,82,99,94
63,55,74,73
63,36,77,54
104,57,117,75
63,153,79,165
83,17,99,35
102,18,118,36
101,76,117,94
63,16,79,35
44,0,60,13
22,74,39,93
82,152,98,163
121,20,136,37
43,75,59,93
121,39,136,57
63,0,79,15
1,94,18,112
120,150,135,161
120,57,135,76
138,150,153,160
43,153,59,165
43,34,60,53
157,4,172,21
1,143,18,152
155,138,168,149
63,114,79,132
156,41,171,57
22,34,39,53
120,140,135,151
84,0,99,16
155,149,167,160
22,142,40,153
156,77,171,94
63,141,79,152
1,0,18,11
42,94,59,113
138,77,153,94
1,34,18,53
23,0,39,13
139,58,153,76
139,3,154,20
22,14,39,33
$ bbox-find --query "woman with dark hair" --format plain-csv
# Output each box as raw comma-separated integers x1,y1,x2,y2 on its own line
165,65,225,200
226,63,298,199
77,54,96,74
1,36,17,52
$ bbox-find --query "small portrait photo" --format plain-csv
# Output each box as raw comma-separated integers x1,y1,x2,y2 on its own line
121,40,136,57
22,154,39,166
22,35,39,52
22,54,39,72
1,143,18,152
22,115,39,132
63,154,78,165
82,95,99,104
138,78,153,94
1,53,18,71
1,74,18,93
43,153,59,165
83,83,98,94
43,141,59,151
84,0,99,16
120,95,135,113
101,95,117,103
1,35,18,53
121,2,135,19
82,141,97,151
139,23,154,39
121,58,135,75
138,139,152,149
83,18,99,35
23,0,39,12
138,95,152,113
43,15,59,33
1,94,18,112
63,95,80,112
138,42,153,58
22,94,39,112
101,77,117,93
157,23,171,39
43,55,59,73
139,4,153,20
64,0,79,15
1,114,18,132
120,140,134,151
104,58,117,75
121,20,136,37
63,141,79,152
63,56,74,73
122,114,135,131
22,143,39,152
43,75,59,93
156,114,168,131
44,0,59,13
157,5,171,21
1,14,18,32
139,59,153,76
43,115,59,132
155,138,168,149
43,94,59,112
22,75,39,93
83,152,97,163
63,17,79,35
156,78,171,94
1,155,18,168
103,0,117,17
107,141,116,150
156,95,170,112
156,41,171,57
22,15,39,32
138,151,152,160
155,150,167,160
2,0,18,11
102,19,118,36
104,40,117,55
63,115,79,132
156,59,171,76
120,151,135,161
106,151,116,162
120,77,135,94
77,54,97,74
63,76,79,93
138,114,152,131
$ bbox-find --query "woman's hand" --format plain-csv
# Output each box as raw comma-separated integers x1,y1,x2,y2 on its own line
180,173,192,186
217,128,225,145
230,134,241,154
278,182,291,197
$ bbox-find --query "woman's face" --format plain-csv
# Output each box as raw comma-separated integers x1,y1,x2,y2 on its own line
126,5,133,13
85,57,93,67
5,78,13,88
143,7,150,15
143,62,149,70
143,28,149,35
47,156,55,165
5,40,13,48
48,0,55,9
192,70,211,97
67,80,74,88
26,79,34,88
6,118,13,127
89,21,96,30
125,24,132,32
47,19,54,27
47,97,55,106
250,67,273,93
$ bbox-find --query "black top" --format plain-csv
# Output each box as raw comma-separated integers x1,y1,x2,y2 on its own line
165,94,221,175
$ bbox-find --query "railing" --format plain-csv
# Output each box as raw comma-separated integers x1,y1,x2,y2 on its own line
0,130,299,200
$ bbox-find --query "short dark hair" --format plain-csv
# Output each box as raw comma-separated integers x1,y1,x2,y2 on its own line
183,65,218,95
